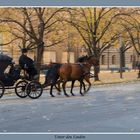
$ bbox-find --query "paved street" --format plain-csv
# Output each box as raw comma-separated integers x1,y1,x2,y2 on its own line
0,81,140,133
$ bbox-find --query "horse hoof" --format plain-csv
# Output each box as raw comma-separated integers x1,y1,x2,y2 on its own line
80,93,84,96
65,94,69,97
51,95,55,97
57,92,61,95
85,90,89,93
84,91,88,94
71,93,75,96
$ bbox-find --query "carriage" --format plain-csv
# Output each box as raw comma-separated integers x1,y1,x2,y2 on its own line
0,53,43,99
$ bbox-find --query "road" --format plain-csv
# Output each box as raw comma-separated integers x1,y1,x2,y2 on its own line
0,81,140,133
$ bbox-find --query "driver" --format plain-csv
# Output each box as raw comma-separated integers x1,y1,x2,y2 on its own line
19,48,38,80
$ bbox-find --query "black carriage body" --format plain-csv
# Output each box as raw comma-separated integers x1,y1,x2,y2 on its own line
0,54,13,73
0,54,17,86
0,53,43,99
1,75,16,86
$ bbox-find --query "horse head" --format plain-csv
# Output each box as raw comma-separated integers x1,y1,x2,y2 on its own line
87,55,99,66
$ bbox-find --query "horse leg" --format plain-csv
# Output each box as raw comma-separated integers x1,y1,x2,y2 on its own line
56,79,62,90
55,82,61,95
50,84,55,97
57,80,62,92
82,80,86,93
62,81,69,97
70,80,75,96
85,78,91,93
79,80,84,96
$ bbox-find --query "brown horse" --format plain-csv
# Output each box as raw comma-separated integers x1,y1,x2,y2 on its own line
58,55,99,97
70,55,96,95
44,62,86,97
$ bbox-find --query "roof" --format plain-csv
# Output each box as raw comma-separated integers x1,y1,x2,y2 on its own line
0,54,12,62
0,54,13,74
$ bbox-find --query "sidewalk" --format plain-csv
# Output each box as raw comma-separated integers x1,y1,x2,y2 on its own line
40,70,140,87
92,70,140,85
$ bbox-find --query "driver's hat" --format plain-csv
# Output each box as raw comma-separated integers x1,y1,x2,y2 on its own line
21,48,28,53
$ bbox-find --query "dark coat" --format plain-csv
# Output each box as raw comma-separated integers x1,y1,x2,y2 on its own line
19,54,37,79
19,54,34,69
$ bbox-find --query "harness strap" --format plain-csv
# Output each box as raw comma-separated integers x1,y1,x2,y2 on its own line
78,63,84,68
78,63,95,78
83,72,95,78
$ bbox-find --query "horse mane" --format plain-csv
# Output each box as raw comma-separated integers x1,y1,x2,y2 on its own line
87,55,96,60
76,55,88,62
47,62,62,73
76,55,96,62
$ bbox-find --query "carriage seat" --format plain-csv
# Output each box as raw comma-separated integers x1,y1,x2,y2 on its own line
20,69,39,81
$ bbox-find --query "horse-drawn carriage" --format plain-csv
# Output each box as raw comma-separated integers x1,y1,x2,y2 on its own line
0,53,99,99
0,54,43,99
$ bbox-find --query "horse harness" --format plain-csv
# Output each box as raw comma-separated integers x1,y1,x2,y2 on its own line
78,63,95,78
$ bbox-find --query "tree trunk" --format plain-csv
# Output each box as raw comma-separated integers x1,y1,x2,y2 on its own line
93,49,100,81
35,42,44,81
89,50,100,81
137,63,140,78
94,66,100,81
122,52,125,68
119,46,125,78
138,70,140,78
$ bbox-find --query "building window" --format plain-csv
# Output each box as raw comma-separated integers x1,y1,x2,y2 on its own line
101,55,105,65
112,55,116,65
62,52,75,63
43,51,56,64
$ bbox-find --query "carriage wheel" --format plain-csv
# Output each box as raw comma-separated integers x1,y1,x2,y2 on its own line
26,81,43,99
0,81,5,98
15,80,28,98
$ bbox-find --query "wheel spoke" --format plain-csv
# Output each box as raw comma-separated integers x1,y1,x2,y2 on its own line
15,81,28,98
27,81,43,99
0,82,4,98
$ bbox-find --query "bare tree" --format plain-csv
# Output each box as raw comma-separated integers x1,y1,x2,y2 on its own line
0,7,65,78
120,14,140,77
65,8,125,81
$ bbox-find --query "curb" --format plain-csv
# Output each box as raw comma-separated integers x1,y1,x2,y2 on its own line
4,79,140,96
92,79,140,86
58,79,140,88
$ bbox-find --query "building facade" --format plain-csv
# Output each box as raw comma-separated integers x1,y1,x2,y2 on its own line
100,47,138,70
0,42,139,70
